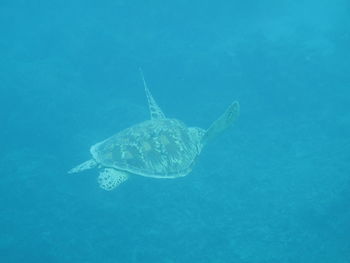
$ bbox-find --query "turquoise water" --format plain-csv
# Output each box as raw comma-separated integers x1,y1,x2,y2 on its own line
1,0,349,262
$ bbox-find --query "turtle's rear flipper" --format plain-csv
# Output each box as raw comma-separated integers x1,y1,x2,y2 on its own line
202,101,240,145
68,159,97,174
98,168,129,191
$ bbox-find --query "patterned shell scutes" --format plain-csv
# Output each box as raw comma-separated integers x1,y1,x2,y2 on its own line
90,119,202,178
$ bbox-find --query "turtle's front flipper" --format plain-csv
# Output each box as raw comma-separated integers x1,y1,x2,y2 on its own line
68,159,97,174
97,168,129,191
139,68,166,120
202,101,240,146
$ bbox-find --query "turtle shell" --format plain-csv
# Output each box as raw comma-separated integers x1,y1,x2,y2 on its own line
90,119,204,178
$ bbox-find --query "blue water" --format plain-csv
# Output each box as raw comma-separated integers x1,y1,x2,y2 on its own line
1,0,349,262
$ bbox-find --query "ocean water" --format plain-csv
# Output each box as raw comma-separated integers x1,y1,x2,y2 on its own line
1,0,349,262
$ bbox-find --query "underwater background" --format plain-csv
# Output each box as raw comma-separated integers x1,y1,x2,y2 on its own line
1,0,349,262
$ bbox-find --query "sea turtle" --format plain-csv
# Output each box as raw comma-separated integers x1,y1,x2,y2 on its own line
68,72,240,191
